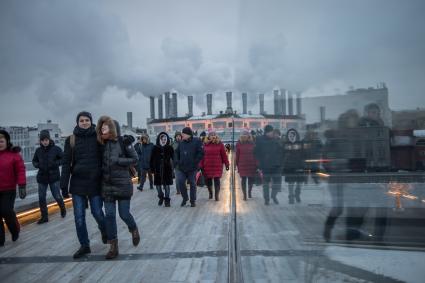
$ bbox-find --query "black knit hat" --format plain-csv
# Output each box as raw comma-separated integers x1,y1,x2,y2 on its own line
264,125,274,134
39,129,50,140
182,127,193,136
76,111,93,124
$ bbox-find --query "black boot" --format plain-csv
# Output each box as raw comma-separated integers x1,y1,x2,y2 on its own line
158,196,164,206
181,199,187,207
215,188,220,201
248,188,252,198
190,201,196,207
164,198,171,207
60,206,66,218
101,230,108,244
73,246,91,259
37,217,49,224
130,227,140,246
208,187,213,199
242,187,247,201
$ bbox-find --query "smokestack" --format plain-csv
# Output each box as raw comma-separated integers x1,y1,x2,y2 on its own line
149,96,155,119
274,89,280,115
172,92,178,117
226,91,232,112
164,92,170,118
158,95,163,119
127,112,133,129
288,92,294,115
242,93,248,114
207,93,213,115
188,96,193,116
296,92,302,116
320,106,326,122
259,93,265,115
280,88,287,115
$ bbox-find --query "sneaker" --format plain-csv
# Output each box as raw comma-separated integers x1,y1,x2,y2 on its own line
73,246,91,259
37,218,49,224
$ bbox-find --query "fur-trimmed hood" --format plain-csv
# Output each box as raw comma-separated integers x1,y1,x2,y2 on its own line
96,115,120,144
156,132,171,146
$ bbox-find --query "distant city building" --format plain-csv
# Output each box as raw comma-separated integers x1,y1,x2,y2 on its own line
301,83,392,127
392,108,425,130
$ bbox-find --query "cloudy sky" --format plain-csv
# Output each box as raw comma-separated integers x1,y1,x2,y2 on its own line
1,0,424,133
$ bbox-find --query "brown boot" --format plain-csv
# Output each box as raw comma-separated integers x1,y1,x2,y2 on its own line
105,239,119,260
131,228,140,246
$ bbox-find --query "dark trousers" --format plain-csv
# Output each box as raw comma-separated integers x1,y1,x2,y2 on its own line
38,181,65,219
262,173,282,202
104,199,137,241
156,185,171,199
72,194,106,247
288,182,301,203
176,170,197,202
206,177,221,192
0,191,20,245
138,168,153,189
241,177,254,191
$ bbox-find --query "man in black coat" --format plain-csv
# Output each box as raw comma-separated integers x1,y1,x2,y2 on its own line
60,111,106,259
32,130,66,224
254,125,284,205
174,127,204,207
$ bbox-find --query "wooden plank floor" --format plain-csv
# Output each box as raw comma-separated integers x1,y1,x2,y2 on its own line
0,171,231,283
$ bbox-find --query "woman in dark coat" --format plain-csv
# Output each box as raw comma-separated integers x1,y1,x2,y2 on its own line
150,132,174,207
236,130,257,200
97,116,140,260
0,130,26,247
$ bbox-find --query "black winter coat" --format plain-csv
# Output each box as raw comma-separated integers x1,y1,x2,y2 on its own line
60,125,102,196
101,137,138,199
174,137,204,173
254,135,284,174
32,141,63,184
150,132,174,186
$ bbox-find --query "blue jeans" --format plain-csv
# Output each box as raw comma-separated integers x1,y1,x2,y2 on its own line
104,199,137,241
72,194,106,247
176,170,197,202
262,174,282,202
38,181,65,219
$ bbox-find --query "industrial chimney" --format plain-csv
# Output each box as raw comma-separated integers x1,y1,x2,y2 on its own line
296,92,302,116
188,96,193,117
127,112,133,129
259,93,265,115
172,92,178,117
158,95,163,119
226,91,232,114
164,92,170,118
288,92,294,115
280,88,287,115
242,93,248,114
207,93,213,115
320,106,326,122
149,96,155,119
274,89,280,115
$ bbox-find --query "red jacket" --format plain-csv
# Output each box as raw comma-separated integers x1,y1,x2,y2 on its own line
200,142,229,178
0,149,26,192
236,142,257,177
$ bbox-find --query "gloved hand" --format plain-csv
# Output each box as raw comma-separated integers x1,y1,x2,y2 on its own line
226,166,230,171
18,185,26,199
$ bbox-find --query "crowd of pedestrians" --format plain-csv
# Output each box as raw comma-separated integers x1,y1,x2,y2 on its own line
1,111,303,256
